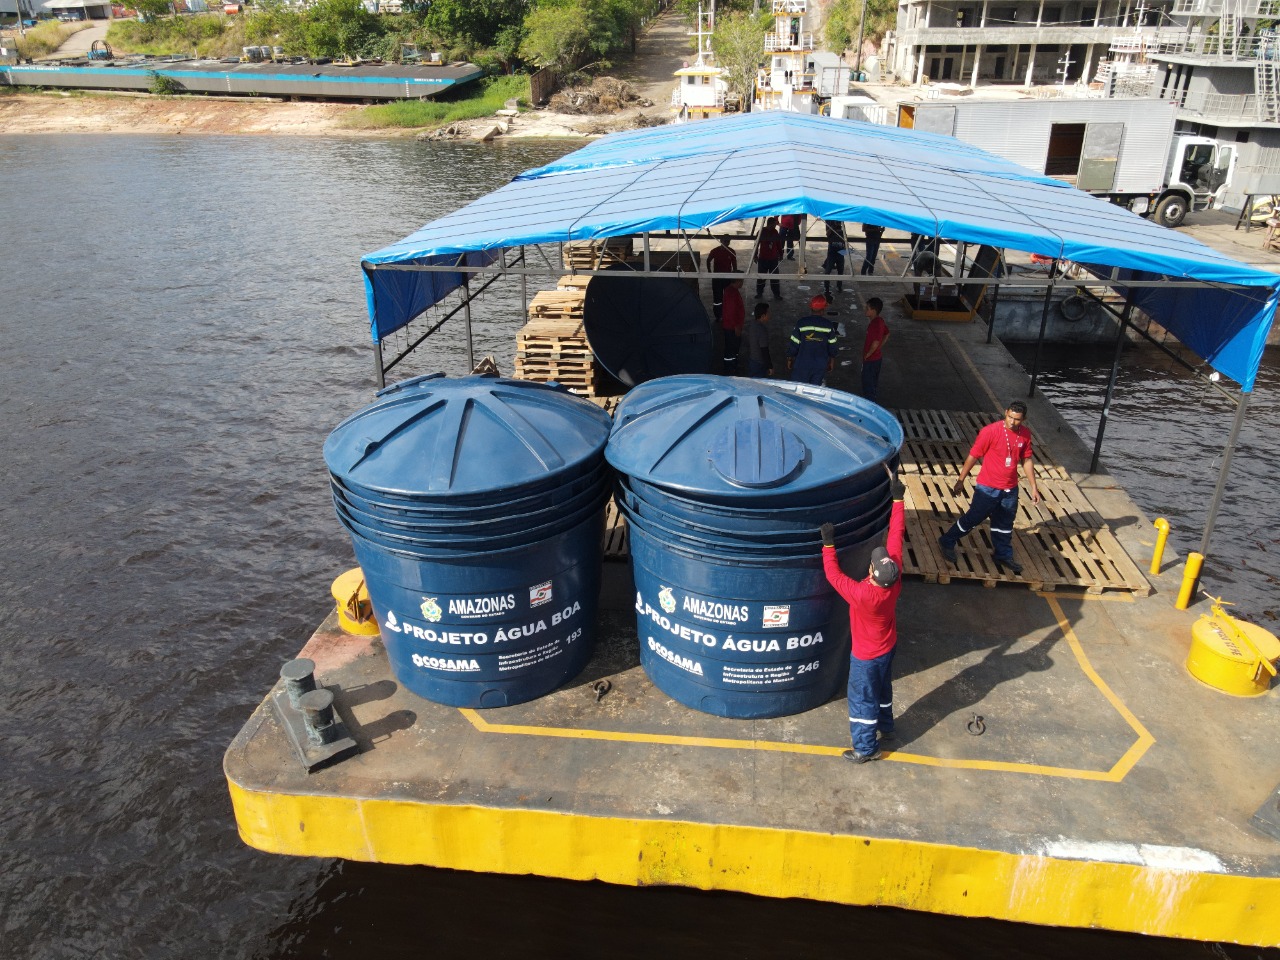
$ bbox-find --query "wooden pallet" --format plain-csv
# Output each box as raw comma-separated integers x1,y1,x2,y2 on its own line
563,238,634,270
602,495,630,560
514,311,601,396
588,395,622,416
900,473,1150,595
894,408,1064,476
900,438,1070,481
527,289,586,320
556,275,591,292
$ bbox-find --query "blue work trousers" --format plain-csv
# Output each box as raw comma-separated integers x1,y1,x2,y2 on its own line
848,649,895,756
941,484,1018,563
790,358,827,385
860,358,882,403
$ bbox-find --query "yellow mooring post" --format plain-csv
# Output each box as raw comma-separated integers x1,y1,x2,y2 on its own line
1150,518,1170,575
1176,552,1205,610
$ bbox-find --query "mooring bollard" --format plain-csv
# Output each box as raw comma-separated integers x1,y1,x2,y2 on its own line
299,688,339,745
1176,552,1204,611
1150,517,1170,575
279,658,317,707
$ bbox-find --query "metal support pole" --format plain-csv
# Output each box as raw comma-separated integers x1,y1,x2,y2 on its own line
799,216,808,270
985,276,1001,343
520,246,528,317
1027,260,1057,398
373,340,385,390
644,232,651,272
1089,298,1133,474
1198,390,1250,557
462,278,474,372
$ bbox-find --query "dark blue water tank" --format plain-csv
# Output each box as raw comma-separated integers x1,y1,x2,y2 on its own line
324,373,613,708
606,375,903,719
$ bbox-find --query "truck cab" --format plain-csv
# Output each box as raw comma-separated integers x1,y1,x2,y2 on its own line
1153,136,1237,227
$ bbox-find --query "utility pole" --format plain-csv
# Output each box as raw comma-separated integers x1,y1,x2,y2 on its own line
855,0,867,76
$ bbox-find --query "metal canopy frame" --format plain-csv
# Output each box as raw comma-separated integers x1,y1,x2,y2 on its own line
362,226,1261,560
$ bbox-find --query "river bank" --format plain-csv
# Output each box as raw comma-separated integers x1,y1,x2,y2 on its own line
0,89,655,137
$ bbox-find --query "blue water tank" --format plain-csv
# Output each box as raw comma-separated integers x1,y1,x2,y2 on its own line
606,375,903,719
324,374,613,708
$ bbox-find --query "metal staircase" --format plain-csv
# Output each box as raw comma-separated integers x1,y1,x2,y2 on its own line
1256,32,1280,120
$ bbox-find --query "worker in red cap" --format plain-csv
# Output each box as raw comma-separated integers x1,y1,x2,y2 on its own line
820,466,906,763
785,294,839,385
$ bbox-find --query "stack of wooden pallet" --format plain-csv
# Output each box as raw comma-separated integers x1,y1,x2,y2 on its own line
892,408,1151,595
514,287,598,395
562,237,634,270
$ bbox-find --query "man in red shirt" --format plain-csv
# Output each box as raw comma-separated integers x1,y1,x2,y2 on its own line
938,401,1041,575
821,468,906,763
860,297,888,403
721,277,745,374
706,235,738,322
753,217,784,300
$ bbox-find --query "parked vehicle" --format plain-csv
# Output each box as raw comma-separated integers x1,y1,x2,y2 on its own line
897,98,1238,227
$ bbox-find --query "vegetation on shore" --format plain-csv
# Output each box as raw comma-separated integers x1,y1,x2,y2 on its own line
105,0,667,74
342,73,528,129
824,0,896,59
12,19,89,59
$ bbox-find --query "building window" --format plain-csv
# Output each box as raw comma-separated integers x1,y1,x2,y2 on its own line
1042,5,1062,22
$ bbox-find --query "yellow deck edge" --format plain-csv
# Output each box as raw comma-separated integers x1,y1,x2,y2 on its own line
227,777,1280,946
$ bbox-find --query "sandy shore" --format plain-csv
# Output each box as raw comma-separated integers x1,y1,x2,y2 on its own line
0,91,386,135
0,89,667,137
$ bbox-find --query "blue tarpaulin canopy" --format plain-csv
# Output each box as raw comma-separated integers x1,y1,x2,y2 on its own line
362,111,1280,391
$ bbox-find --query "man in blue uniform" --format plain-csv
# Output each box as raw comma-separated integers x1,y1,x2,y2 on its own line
785,295,839,386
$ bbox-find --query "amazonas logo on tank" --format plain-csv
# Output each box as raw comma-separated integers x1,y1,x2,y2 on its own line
420,597,443,622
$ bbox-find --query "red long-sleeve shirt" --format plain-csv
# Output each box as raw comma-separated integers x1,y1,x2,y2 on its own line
822,499,905,660
722,285,745,332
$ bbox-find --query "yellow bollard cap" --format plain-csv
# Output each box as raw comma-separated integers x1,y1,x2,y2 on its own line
331,568,381,637
1187,610,1280,697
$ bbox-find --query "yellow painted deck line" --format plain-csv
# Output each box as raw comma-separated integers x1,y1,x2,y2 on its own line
459,593,1155,782
226,778,1280,947
1044,594,1156,779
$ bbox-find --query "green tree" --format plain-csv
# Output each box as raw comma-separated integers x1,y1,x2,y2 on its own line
299,0,378,58
825,0,852,53
710,10,766,110
135,0,175,22
828,0,896,59
519,2,596,69
425,0,531,47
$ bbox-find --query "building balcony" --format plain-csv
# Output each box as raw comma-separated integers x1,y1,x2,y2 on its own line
764,32,816,51
1170,0,1280,16
772,0,807,12
1162,89,1269,122
896,24,1153,44
1150,31,1280,60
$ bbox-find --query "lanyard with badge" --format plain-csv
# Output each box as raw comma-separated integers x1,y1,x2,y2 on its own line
1002,425,1017,468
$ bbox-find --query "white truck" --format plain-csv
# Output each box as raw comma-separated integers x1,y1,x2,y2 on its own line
896,97,1236,228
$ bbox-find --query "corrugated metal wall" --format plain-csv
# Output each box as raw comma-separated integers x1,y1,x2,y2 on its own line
912,99,1175,194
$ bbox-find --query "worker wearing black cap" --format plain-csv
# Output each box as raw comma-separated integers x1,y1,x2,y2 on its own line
820,467,906,763
785,294,839,385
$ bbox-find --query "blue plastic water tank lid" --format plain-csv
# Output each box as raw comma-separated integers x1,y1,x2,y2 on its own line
709,418,806,488
606,375,902,498
324,374,612,497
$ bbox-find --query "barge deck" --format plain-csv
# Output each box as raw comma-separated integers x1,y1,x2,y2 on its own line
225,301,1280,947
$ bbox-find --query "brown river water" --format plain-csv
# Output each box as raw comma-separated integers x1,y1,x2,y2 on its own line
0,133,1275,959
